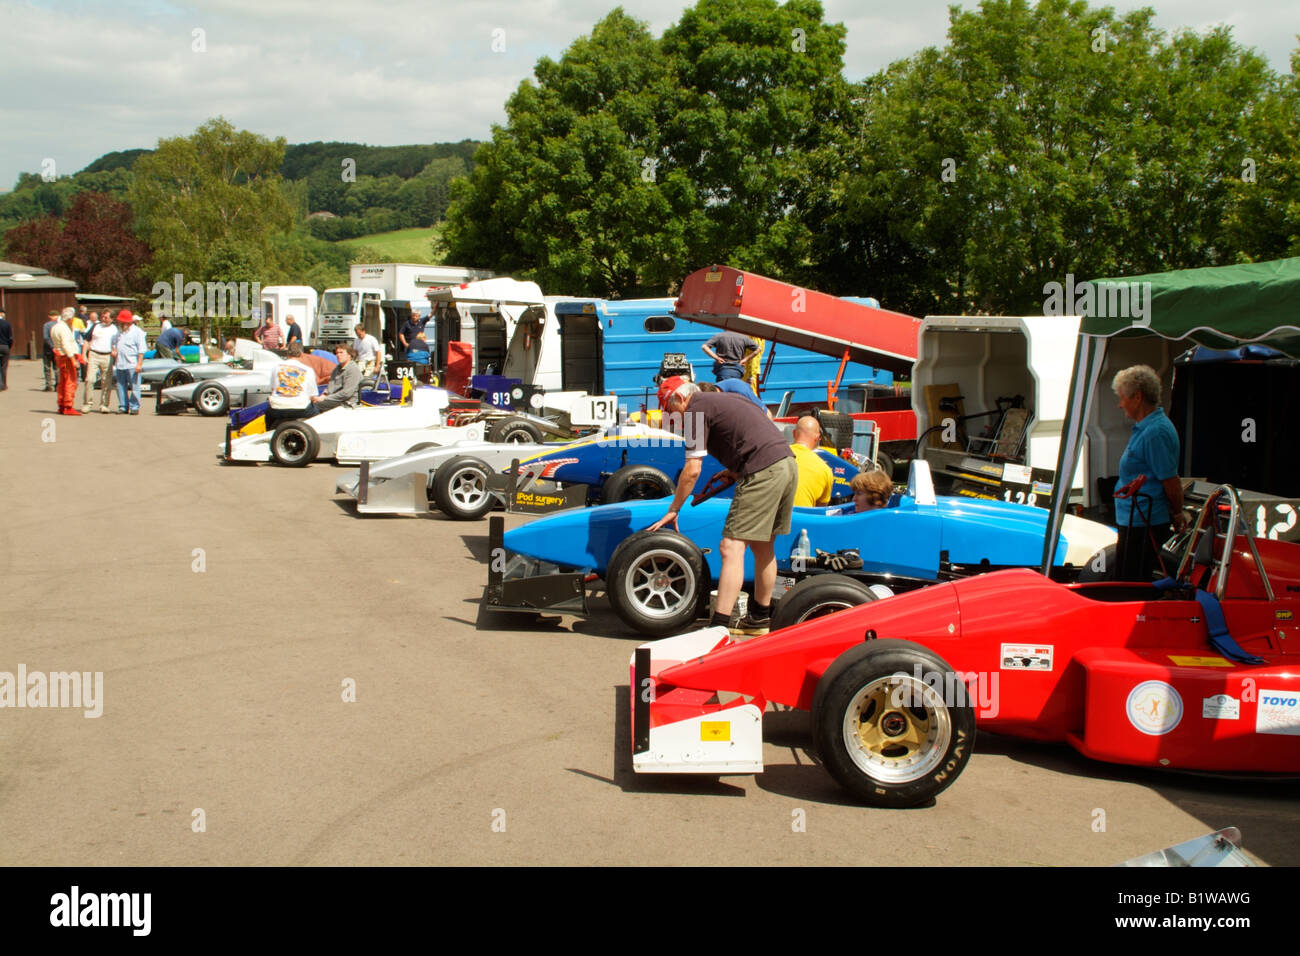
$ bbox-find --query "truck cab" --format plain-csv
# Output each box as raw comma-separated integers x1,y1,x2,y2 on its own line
318,288,384,348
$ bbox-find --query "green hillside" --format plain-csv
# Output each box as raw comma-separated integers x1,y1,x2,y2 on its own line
334,225,443,263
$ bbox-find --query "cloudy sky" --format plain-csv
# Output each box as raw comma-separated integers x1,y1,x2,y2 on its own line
1,0,1296,190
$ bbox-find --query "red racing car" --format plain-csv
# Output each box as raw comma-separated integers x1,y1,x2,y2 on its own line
630,484,1300,807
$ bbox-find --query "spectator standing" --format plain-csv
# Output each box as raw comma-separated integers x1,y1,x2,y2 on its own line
82,311,117,412
42,310,58,391
398,313,426,359
353,324,384,376
701,330,759,382
1112,365,1186,581
50,309,83,415
110,310,147,414
254,316,283,350
789,416,834,507
285,318,303,350
0,309,12,390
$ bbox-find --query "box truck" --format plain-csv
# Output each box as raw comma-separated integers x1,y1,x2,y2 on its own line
318,263,494,348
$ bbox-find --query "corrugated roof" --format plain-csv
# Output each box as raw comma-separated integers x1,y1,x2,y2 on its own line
0,260,52,276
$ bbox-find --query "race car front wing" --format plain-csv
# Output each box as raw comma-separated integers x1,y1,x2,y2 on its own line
630,627,765,774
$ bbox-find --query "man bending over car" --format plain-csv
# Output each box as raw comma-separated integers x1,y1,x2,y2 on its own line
648,376,797,636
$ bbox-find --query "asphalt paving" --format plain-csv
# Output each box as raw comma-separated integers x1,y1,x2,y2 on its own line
2,356,1296,867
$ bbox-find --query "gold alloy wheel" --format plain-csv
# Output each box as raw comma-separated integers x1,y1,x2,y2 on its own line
842,674,952,784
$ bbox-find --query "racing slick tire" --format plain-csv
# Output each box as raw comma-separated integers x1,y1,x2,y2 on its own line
488,416,543,444
599,465,675,505
812,639,975,808
1075,543,1116,582
162,367,193,389
772,574,877,631
269,421,320,467
606,530,707,638
194,382,230,417
430,456,495,520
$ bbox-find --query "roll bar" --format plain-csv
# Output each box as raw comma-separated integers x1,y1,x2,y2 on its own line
1175,484,1274,601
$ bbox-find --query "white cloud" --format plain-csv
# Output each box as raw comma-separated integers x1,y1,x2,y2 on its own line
0,0,1295,188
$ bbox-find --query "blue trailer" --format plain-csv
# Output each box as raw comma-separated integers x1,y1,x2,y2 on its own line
553,298,892,411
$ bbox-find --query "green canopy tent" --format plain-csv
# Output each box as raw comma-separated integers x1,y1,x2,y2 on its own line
1041,256,1300,571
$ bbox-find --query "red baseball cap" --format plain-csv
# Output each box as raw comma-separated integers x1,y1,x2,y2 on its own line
657,375,688,409
116,309,135,324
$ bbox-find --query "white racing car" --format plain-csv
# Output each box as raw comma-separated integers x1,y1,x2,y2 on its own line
157,349,283,416
223,386,490,466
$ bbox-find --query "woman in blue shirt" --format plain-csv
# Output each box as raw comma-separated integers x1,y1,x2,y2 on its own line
1112,365,1187,581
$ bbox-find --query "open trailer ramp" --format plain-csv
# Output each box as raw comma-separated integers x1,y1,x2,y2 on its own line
673,265,921,375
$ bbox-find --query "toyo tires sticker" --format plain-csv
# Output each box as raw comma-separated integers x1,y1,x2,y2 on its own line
1255,689,1300,736
1126,681,1183,736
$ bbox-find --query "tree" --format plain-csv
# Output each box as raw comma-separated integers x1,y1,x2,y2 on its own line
814,0,1283,315
2,192,152,296
659,0,856,276
445,8,697,296
58,192,153,294
130,118,293,284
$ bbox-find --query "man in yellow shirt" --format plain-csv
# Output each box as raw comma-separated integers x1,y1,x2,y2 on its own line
789,416,833,507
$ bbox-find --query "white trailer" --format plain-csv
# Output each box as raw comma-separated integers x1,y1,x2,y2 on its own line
911,314,1177,508
259,286,318,345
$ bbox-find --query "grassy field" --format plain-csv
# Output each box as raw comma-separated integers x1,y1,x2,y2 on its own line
334,225,442,262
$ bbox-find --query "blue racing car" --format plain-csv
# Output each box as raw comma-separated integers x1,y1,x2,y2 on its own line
485,460,1117,636
340,420,861,518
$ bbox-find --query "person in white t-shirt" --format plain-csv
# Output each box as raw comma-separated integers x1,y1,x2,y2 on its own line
353,324,384,377
266,355,318,428
82,311,118,412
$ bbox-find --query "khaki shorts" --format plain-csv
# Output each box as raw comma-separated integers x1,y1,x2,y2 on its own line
722,457,798,541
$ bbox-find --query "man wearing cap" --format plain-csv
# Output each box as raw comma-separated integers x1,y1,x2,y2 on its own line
648,376,798,636
110,310,147,414
51,308,84,415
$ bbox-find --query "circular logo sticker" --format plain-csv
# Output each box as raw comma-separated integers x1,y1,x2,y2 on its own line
1126,681,1183,736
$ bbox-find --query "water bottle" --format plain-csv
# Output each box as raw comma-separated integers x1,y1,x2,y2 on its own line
791,528,811,562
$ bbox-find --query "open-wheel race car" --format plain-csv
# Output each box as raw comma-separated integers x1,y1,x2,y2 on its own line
487,460,1116,636
629,483,1300,807
222,385,491,466
338,421,861,519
